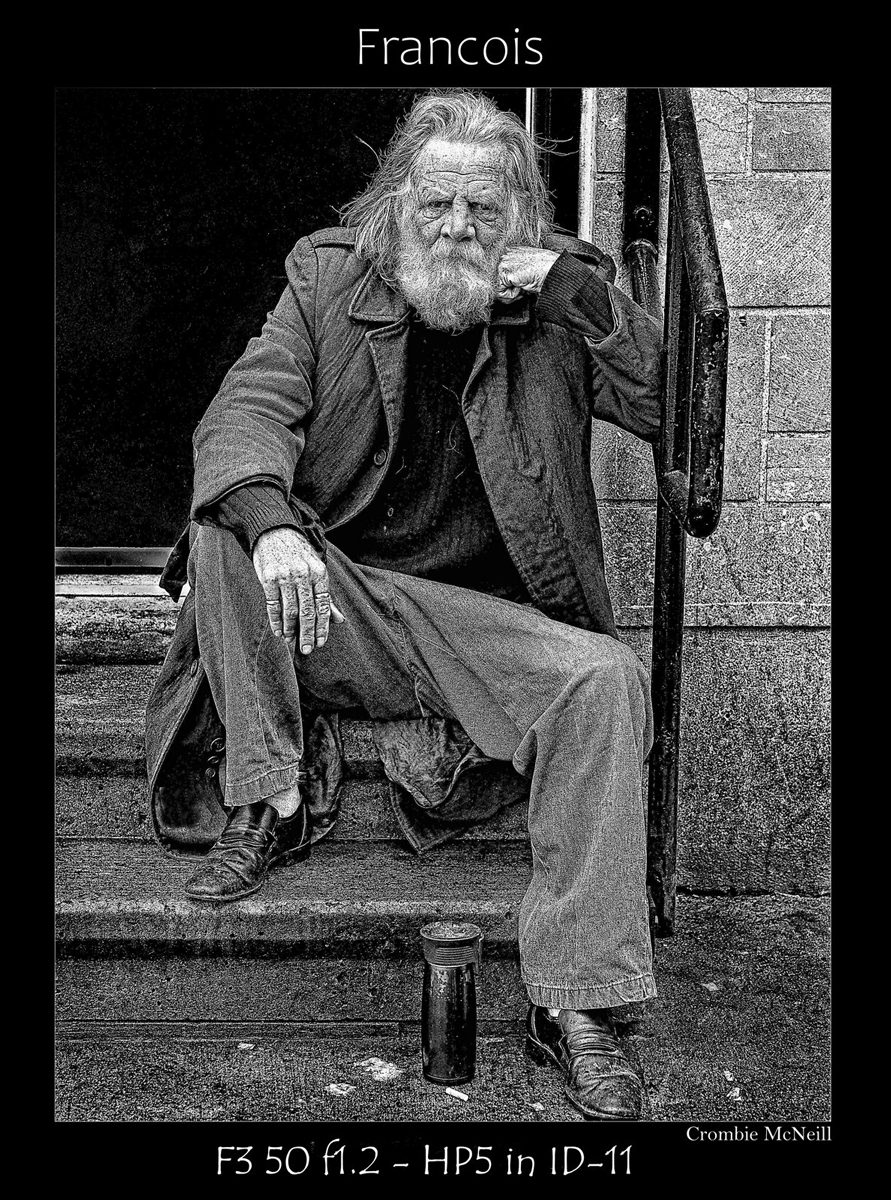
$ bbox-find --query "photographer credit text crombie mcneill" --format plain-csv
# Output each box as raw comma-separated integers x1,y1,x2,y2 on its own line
686,1126,831,1143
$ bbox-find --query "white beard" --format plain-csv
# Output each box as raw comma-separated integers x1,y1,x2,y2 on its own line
394,222,504,333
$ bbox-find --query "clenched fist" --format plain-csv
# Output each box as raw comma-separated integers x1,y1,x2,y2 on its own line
252,527,345,657
496,246,561,302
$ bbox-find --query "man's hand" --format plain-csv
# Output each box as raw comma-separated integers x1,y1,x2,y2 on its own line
252,527,345,657
496,246,561,302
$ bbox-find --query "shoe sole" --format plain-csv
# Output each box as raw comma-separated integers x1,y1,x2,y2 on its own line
185,880,264,904
184,841,311,905
272,841,312,870
525,1033,641,1122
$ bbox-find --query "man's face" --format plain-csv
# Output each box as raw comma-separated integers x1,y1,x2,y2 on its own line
394,139,516,332
410,139,509,251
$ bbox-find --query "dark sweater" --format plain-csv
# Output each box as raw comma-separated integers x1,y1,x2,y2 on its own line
331,318,528,599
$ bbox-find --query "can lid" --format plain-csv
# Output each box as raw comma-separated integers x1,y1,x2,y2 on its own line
420,922,482,966
420,921,482,946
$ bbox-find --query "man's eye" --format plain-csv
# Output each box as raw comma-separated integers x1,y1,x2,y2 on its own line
472,203,495,216
426,200,450,210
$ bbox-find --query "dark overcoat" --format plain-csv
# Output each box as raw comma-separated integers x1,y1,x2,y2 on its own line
145,228,664,854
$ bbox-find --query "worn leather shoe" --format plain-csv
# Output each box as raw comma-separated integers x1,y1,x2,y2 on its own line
526,1005,644,1119
184,800,311,903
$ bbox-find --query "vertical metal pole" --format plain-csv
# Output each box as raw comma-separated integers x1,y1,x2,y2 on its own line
578,89,598,244
621,89,692,939
647,187,693,937
527,87,553,192
648,496,687,936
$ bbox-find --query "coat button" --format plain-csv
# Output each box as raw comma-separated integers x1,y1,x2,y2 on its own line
373,448,388,467
190,659,200,678
204,766,217,780
210,738,225,753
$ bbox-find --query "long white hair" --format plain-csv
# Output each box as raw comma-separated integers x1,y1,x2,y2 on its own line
339,90,555,284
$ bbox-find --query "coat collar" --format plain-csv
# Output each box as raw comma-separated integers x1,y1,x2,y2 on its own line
348,264,533,327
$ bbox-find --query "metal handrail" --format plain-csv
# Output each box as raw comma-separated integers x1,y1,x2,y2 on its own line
621,87,730,937
659,88,729,539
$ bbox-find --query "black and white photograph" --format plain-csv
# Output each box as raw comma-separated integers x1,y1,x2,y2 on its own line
54,66,830,1167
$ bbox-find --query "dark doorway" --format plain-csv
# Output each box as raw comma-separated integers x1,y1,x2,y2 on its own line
56,87,540,547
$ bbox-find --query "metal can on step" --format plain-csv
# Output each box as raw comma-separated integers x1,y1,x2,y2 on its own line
420,921,483,1085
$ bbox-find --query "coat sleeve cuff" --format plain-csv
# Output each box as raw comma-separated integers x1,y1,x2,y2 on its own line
216,483,299,549
535,251,617,340
210,482,329,559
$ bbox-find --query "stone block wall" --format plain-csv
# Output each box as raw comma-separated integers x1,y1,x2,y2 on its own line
589,88,830,894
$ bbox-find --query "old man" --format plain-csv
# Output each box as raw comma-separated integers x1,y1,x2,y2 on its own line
146,90,663,1120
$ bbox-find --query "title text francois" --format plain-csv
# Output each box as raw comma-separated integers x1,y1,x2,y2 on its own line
358,28,543,67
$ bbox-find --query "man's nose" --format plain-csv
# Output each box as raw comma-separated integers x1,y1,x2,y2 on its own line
442,197,474,241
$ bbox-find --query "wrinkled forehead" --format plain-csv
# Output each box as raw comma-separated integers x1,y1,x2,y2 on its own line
411,138,508,193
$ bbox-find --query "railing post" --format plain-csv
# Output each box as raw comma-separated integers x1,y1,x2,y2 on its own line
647,188,694,938
621,89,682,938
622,88,729,938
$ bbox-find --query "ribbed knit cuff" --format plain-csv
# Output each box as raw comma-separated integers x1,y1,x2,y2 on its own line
214,483,301,552
536,250,617,340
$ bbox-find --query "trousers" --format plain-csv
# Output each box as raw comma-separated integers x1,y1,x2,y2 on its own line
189,524,656,1010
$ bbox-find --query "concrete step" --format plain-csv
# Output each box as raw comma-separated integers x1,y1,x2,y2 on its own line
56,839,830,1022
58,772,525,843
57,838,531,1023
57,838,529,953
56,649,830,893
55,663,526,843
56,575,180,664
56,856,831,1123
56,663,381,771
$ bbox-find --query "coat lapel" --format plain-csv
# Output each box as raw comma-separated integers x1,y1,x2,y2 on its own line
365,321,409,452
349,267,410,451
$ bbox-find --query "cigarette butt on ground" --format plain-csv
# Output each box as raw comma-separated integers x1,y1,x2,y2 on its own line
445,1087,468,1101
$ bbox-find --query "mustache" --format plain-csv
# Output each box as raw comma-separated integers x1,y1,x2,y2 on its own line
429,239,488,264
